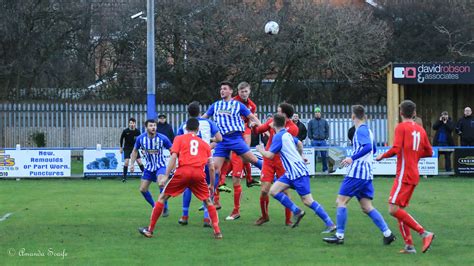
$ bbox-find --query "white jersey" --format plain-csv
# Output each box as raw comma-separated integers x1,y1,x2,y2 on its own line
347,124,375,180
177,118,219,144
205,100,251,134
269,129,309,180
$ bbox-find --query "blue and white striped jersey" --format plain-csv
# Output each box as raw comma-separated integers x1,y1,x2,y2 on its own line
134,132,172,172
270,129,309,180
177,118,219,144
347,124,375,180
205,100,251,134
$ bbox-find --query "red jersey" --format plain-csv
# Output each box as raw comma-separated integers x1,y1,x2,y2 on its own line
170,133,211,170
233,95,256,126
253,118,299,150
381,121,433,185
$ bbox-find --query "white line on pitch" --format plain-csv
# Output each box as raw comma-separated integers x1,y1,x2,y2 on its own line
0,213,13,222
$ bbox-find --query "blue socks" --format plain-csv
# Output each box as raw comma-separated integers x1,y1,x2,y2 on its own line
273,192,300,214
159,187,168,210
141,191,155,207
367,209,389,233
310,201,334,227
203,203,209,219
253,159,263,170
336,207,347,235
182,188,192,217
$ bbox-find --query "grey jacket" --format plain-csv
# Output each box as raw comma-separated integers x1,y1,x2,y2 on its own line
308,118,329,140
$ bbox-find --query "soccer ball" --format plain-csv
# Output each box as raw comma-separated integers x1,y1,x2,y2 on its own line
264,21,279,35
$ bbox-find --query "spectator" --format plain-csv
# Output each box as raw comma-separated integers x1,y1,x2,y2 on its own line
456,107,474,146
308,107,329,172
433,111,455,172
292,113,307,141
156,114,175,142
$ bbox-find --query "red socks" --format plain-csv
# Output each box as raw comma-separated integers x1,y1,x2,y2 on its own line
260,195,269,219
244,163,252,182
285,208,292,224
398,219,414,245
392,208,425,235
148,201,164,232
233,184,242,213
207,205,221,234
220,161,232,185
214,190,220,205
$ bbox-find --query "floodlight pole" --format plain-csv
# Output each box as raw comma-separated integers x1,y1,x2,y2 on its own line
146,0,156,120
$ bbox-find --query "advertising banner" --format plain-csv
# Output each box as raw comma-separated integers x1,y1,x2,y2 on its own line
0,149,71,178
454,148,474,176
83,149,170,177
331,147,438,176
392,63,474,85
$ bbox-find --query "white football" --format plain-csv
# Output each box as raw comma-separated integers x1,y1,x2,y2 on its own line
264,21,279,35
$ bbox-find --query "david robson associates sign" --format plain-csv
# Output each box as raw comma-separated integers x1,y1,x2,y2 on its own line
392,63,474,84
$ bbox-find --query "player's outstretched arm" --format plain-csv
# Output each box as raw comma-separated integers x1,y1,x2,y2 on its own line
247,113,262,127
296,140,304,156
377,126,403,161
256,144,275,159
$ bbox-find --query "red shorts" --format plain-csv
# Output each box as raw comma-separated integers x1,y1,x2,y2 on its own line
388,178,416,208
260,155,286,183
163,167,209,201
230,152,244,178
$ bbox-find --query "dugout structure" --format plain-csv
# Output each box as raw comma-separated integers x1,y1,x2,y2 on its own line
382,62,474,145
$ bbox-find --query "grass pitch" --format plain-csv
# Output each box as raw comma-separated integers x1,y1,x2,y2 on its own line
0,177,473,265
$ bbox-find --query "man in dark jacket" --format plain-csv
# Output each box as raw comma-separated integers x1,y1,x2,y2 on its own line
156,114,175,142
433,111,455,171
308,107,330,172
456,107,474,146
292,113,307,141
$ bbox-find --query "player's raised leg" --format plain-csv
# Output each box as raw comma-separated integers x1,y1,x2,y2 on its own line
280,174,335,231
138,192,171,238
389,204,434,253
269,178,305,228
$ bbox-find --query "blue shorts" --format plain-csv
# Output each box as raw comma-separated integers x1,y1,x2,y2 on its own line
142,167,166,182
213,132,250,159
338,176,374,200
277,175,311,196
204,166,219,190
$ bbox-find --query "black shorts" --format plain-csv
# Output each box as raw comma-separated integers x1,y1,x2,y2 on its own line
123,149,140,159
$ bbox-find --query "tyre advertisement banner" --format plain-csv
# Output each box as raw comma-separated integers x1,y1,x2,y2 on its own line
250,148,316,176
83,149,171,177
454,148,474,176
330,147,439,176
0,149,71,178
